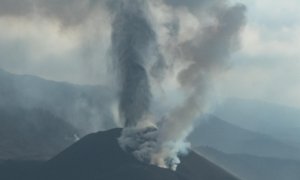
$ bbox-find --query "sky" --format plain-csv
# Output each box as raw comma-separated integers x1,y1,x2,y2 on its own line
220,0,300,108
0,0,299,109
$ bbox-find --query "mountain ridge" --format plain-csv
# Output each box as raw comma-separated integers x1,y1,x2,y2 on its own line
214,98,300,146
189,115,300,160
1,128,240,180
195,146,300,180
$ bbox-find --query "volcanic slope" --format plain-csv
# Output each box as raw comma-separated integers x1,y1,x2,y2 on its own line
1,128,240,180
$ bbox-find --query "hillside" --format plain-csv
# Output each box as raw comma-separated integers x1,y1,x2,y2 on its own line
0,69,115,135
0,107,77,160
0,128,239,180
188,115,300,160
214,98,300,147
195,146,300,180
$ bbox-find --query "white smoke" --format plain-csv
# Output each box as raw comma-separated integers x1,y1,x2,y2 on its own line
117,0,246,171
118,118,190,171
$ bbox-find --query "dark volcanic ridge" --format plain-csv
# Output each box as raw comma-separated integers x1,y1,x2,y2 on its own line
1,128,239,180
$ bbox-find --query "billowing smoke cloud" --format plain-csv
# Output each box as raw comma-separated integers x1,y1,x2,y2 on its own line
153,2,247,169
110,0,171,167
111,0,157,127
114,0,246,170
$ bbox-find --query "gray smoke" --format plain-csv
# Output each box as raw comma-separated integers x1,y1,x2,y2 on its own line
115,0,246,170
111,0,155,127
112,1,151,126
111,0,168,167
153,3,247,168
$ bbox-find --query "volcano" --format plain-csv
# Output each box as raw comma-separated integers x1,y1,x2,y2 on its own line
1,128,239,180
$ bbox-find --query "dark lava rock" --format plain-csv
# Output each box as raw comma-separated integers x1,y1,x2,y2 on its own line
1,128,239,180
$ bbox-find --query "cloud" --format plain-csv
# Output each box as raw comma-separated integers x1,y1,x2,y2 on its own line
0,0,109,27
205,0,300,109
0,1,112,85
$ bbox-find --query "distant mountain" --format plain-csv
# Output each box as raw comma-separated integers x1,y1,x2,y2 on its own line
195,146,300,180
0,69,115,135
0,69,116,160
0,128,239,180
0,107,77,160
214,98,300,147
188,115,300,160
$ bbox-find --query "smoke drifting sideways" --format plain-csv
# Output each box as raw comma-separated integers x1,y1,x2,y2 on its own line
110,0,246,171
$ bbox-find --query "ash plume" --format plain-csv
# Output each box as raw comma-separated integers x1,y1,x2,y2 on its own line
114,0,246,171
154,3,247,168
111,0,156,127
110,0,166,167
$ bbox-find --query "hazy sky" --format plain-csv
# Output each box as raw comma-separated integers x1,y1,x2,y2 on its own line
220,0,300,108
0,0,299,108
